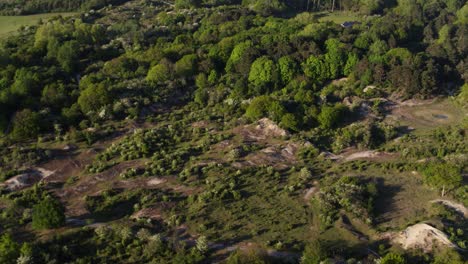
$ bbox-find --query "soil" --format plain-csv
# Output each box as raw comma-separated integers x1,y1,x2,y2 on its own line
393,223,457,252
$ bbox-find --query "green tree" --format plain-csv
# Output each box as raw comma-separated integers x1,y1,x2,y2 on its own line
344,53,359,76
32,196,65,230
248,56,279,91
280,113,300,132
147,61,172,84
78,82,111,114
318,104,347,129
0,234,20,264
10,68,39,97
245,95,272,120
303,56,328,84
278,56,298,84
175,54,197,77
380,253,405,264
421,163,462,196
11,109,41,140
57,40,79,73
324,38,345,79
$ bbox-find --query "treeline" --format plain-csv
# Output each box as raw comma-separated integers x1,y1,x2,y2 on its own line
0,0,466,141
0,0,130,15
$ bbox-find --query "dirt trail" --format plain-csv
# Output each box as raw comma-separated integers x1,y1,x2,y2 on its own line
431,199,468,218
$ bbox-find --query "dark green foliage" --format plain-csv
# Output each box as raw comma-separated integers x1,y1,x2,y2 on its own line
317,104,348,129
77,82,111,114
11,109,42,140
32,197,65,230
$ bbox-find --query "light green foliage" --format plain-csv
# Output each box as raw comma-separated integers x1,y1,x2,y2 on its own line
458,83,468,105
175,54,197,77
245,95,287,123
228,41,253,65
318,104,348,129
302,56,328,83
278,56,298,84
344,53,359,76
324,38,346,79
77,82,111,114
421,163,462,195
32,196,65,230
380,253,405,264
195,235,208,253
280,113,300,132
456,4,468,24
147,61,172,83
301,240,326,264
248,56,278,88
432,248,465,264
0,234,20,264
11,109,41,140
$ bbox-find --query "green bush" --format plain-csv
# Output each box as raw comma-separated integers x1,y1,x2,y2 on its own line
32,197,65,230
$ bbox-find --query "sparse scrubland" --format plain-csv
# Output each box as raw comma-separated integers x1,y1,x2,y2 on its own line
0,0,467,263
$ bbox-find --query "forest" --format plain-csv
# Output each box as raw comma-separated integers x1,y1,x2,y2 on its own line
0,0,466,263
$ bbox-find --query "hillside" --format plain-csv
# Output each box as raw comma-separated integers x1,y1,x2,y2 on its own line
0,0,467,263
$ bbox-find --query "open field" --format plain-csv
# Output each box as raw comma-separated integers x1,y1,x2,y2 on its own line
386,98,466,130
0,12,77,37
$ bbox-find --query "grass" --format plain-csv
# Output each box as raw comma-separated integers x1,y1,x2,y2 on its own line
0,12,77,38
316,11,361,24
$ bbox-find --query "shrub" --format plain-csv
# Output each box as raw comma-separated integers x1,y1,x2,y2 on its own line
318,104,348,129
11,109,41,140
32,197,65,230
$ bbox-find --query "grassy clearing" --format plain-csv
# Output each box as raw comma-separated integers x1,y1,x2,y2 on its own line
316,11,361,24
0,13,77,38
386,98,466,130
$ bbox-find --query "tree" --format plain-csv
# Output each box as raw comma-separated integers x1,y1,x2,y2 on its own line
57,40,79,73
421,163,462,196
245,95,273,121
175,54,197,78
280,113,300,132
344,53,359,76
147,61,172,84
380,253,405,264
0,234,20,264
302,55,328,84
318,104,347,129
78,82,111,114
32,196,65,230
278,56,298,84
11,109,41,140
248,56,279,92
10,68,39,97
324,38,345,79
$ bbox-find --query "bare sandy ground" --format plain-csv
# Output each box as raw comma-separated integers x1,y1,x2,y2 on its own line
393,223,457,252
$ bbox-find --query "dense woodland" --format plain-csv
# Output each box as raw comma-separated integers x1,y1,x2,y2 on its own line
0,0,467,263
